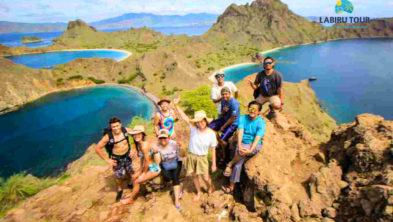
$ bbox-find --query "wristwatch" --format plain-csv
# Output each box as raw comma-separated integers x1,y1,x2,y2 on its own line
281,103,284,105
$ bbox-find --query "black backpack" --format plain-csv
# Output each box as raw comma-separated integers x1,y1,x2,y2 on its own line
103,127,131,158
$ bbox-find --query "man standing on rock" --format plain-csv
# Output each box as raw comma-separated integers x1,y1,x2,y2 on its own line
209,87,240,165
211,70,238,118
95,117,135,201
246,56,284,115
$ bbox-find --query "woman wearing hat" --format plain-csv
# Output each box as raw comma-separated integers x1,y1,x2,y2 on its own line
173,96,217,202
152,129,185,211
154,97,177,140
121,125,161,205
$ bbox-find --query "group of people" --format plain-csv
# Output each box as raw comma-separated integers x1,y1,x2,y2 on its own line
95,56,285,212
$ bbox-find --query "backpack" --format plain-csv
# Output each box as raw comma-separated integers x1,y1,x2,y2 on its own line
103,127,131,158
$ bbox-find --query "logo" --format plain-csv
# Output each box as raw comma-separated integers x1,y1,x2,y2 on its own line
319,0,369,27
335,0,354,14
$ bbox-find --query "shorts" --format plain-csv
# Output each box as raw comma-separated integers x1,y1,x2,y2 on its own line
208,118,238,142
256,95,281,106
186,153,209,175
148,162,161,172
112,155,133,179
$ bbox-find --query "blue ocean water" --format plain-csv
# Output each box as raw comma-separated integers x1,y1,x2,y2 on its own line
0,31,63,48
5,50,129,69
224,38,393,124
0,86,154,178
0,25,212,48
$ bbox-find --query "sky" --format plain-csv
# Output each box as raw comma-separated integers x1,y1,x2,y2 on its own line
0,0,392,23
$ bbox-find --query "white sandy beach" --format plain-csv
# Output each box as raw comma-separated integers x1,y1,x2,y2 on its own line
54,49,132,61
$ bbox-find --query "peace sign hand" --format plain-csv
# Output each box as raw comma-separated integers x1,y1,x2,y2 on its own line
173,96,181,105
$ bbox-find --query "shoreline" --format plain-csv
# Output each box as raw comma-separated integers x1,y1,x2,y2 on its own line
260,36,393,55
208,36,393,83
2,48,132,62
0,83,158,117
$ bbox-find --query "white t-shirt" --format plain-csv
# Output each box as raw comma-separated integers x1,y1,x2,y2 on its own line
188,126,217,156
211,81,238,115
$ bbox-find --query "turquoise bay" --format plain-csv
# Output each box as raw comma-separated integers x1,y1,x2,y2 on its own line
224,39,393,124
5,50,129,69
0,86,154,178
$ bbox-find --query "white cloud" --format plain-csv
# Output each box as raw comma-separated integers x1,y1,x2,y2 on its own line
0,0,390,23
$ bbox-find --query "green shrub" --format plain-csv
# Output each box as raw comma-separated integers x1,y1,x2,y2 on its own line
173,87,179,92
118,79,128,84
186,54,192,58
0,172,70,217
160,72,166,80
68,75,83,80
56,78,64,87
180,86,217,119
87,77,105,84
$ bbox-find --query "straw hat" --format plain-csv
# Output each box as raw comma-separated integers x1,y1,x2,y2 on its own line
157,129,170,139
190,110,213,125
129,125,147,136
157,97,171,106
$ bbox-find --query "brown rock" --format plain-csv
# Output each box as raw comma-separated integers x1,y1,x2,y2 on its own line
322,207,337,219
298,200,322,218
314,152,326,163
355,114,384,127
360,199,374,216
290,203,301,221
338,181,349,189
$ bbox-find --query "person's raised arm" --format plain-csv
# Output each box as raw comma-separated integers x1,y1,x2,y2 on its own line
153,113,161,136
95,135,117,166
246,77,258,90
173,96,191,126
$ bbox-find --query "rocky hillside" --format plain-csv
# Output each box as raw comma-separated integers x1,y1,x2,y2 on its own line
205,0,328,48
205,0,393,48
5,106,391,222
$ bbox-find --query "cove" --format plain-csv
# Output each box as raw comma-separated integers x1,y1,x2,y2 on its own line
5,49,130,69
0,85,155,178
222,38,393,124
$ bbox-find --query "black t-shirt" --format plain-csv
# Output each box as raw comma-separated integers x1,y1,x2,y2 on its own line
254,70,283,97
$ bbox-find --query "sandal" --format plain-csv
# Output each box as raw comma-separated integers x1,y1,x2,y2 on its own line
221,185,233,195
176,204,183,212
223,165,232,177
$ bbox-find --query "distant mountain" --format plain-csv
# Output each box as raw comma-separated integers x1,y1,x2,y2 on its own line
0,21,67,34
89,13,219,29
0,13,219,34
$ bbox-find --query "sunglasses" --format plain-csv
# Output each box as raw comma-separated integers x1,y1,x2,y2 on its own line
215,74,225,78
248,107,258,112
158,137,168,140
264,62,273,65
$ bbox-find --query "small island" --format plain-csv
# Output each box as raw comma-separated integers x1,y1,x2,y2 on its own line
21,36,43,43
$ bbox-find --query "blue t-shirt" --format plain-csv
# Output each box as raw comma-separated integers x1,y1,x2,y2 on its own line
238,115,266,145
221,97,240,125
